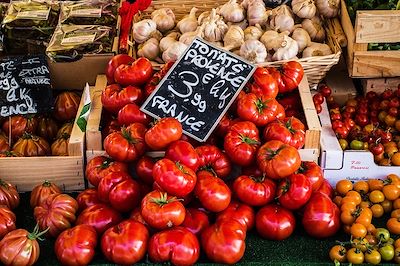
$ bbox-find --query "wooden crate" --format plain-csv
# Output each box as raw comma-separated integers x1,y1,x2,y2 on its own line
0,93,87,192
86,75,321,163
361,77,400,95
340,0,400,78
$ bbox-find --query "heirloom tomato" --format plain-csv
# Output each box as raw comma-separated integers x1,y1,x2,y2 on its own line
145,117,182,150
144,61,175,97
30,180,62,208
316,179,334,199
2,115,38,141
248,67,279,98
135,156,155,185
105,54,134,84
51,133,69,156
0,179,20,210
114,57,153,86
216,201,255,231
55,224,97,266
196,145,232,179
101,84,143,114
76,204,122,234
237,93,281,126
141,190,186,230
104,123,146,162
0,132,9,153
117,103,150,126
224,121,260,166
36,116,58,141
165,140,200,171
130,208,149,228
201,219,246,264
302,192,341,238
12,133,50,156
194,170,231,212
263,116,306,149
0,206,16,239
232,174,276,206
56,122,73,139
297,161,324,192
54,92,80,121
76,188,101,212
85,156,128,187
267,61,304,94
101,119,121,140
257,140,301,179
149,227,200,265
153,158,197,197
277,173,312,210
182,208,210,236
101,220,149,265
215,114,235,137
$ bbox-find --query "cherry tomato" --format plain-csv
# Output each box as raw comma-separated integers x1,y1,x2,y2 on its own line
380,244,395,261
387,217,400,235
364,249,381,265
336,180,353,196
329,245,346,263
346,248,364,264
350,223,367,238
369,190,385,203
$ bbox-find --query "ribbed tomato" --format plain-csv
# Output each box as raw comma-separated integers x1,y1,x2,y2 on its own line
85,156,129,187
0,179,20,210
54,91,81,121
0,206,16,239
145,117,182,151
263,116,306,149
30,180,62,208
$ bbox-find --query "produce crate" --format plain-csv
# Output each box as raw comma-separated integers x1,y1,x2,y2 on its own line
0,91,87,192
319,101,398,186
340,0,400,78
85,74,321,163
361,77,400,95
132,0,342,86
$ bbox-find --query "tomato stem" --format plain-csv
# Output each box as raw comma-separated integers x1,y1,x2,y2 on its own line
27,224,50,241
100,158,113,169
240,134,260,146
42,180,52,187
121,127,138,144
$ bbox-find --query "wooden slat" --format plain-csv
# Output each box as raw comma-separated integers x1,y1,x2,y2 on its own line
68,88,87,157
353,50,400,77
355,10,400,43
361,77,400,95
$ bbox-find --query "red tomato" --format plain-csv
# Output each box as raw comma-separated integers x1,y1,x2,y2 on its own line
54,92,81,121
201,219,246,264
145,117,182,150
30,180,62,208
104,123,147,162
215,114,235,137
267,61,304,94
237,93,281,127
316,179,334,199
224,121,260,166
129,208,150,228
149,227,200,265
76,188,101,212
181,208,210,236
101,119,121,140
153,158,197,197
165,140,200,171
0,179,20,210
117,103,151,126
101,220,149,265
216,201,255,231
257,140,301,179
297,161,324,191
85,156,129,187
277,90,301,110
101,84,143,114
319,84,332,97
2,115,38,141
55,225,98,266
313,93,324,105
302,192,341,238
277,174,312,210
263,117,306,149
255,204,296,240
194,170,231,212
76,204,122,234
143,61,175,97
114,57,153,86
196,145,232,179
0,206,16,239
232,175,276,206
141,190,186,230
106,54,134,84
248,67,279,98
135,156,155,185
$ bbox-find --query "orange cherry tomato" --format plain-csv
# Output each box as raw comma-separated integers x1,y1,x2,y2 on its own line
341,202,358,212
329,245,347,263
343,224,352,235
368,179,384,191
355,208,372,227
346,248,364,264
365,234,378,246
381,199,393,213
369,190,385,203
351,223,367,238
352,237,368,252
346,191,362,205
386,174,400,189
395,238,400,249
387,218,400,235
333,196,342,206
354,181,369,194
341,210,356,225
371,204,384,218
383,184,400,201
359,201,371,209
336,180,353,196
392,209,400,219
394,198,400,209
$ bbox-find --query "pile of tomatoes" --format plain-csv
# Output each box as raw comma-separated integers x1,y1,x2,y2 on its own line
329,174,400,264
0,91,81,157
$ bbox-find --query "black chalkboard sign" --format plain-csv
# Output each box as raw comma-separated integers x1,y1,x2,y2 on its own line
141,37,255,142
0,55,53,117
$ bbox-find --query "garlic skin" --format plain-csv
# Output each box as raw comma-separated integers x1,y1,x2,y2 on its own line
133,19,157,44
302,42,332,57
270,5,295,33
203,9,228,42
244,24,263,40
179,25,205,45
162,42,188,62
224,25,245,51
260,30,282,51
301,16,326,42
151,8,176,33
272,35,299,61
291,27,311,52
219,0,245,23
247,0,268,26
198,11,211,25
240,39,267,63
177,7,198,33
228,20,249,30
159,32,181,52
291,0,317,19
137,38,160,60
316,0,340,18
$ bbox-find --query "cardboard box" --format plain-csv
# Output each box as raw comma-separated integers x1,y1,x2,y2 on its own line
361,77,400,95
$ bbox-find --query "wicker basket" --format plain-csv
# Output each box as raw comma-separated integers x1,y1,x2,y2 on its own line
132,0,342,85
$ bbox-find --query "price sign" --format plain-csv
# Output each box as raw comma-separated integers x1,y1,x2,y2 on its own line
141,37,255,142
0,55,53,117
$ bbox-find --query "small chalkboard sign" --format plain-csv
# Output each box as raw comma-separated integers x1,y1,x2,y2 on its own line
141,37,255,142
0,55,53,117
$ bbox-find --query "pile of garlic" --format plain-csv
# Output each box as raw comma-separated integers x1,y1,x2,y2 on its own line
132,0,339,64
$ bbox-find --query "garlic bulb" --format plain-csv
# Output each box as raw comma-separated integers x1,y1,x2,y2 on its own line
291,0,317,19
198,11,211,25
270,5,295,33
159,32,181,52
272,35,299,61
177,7,198,33
240,39,267,63
133,19,157,44
137,38,160,60
228,20,249,30
316,0,340,18
162,42,188,62
151,8,176,33
302,42,332,57
219,0,245,23
244,24,263,40
291,27,311,52
224,25,245,51
179,25,205,45
151,30,163,41
260,30,281,51
302,16,326,42
203,9,228,42
248,0,268,26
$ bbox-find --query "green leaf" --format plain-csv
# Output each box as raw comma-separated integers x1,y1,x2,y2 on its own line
76,117,87,132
